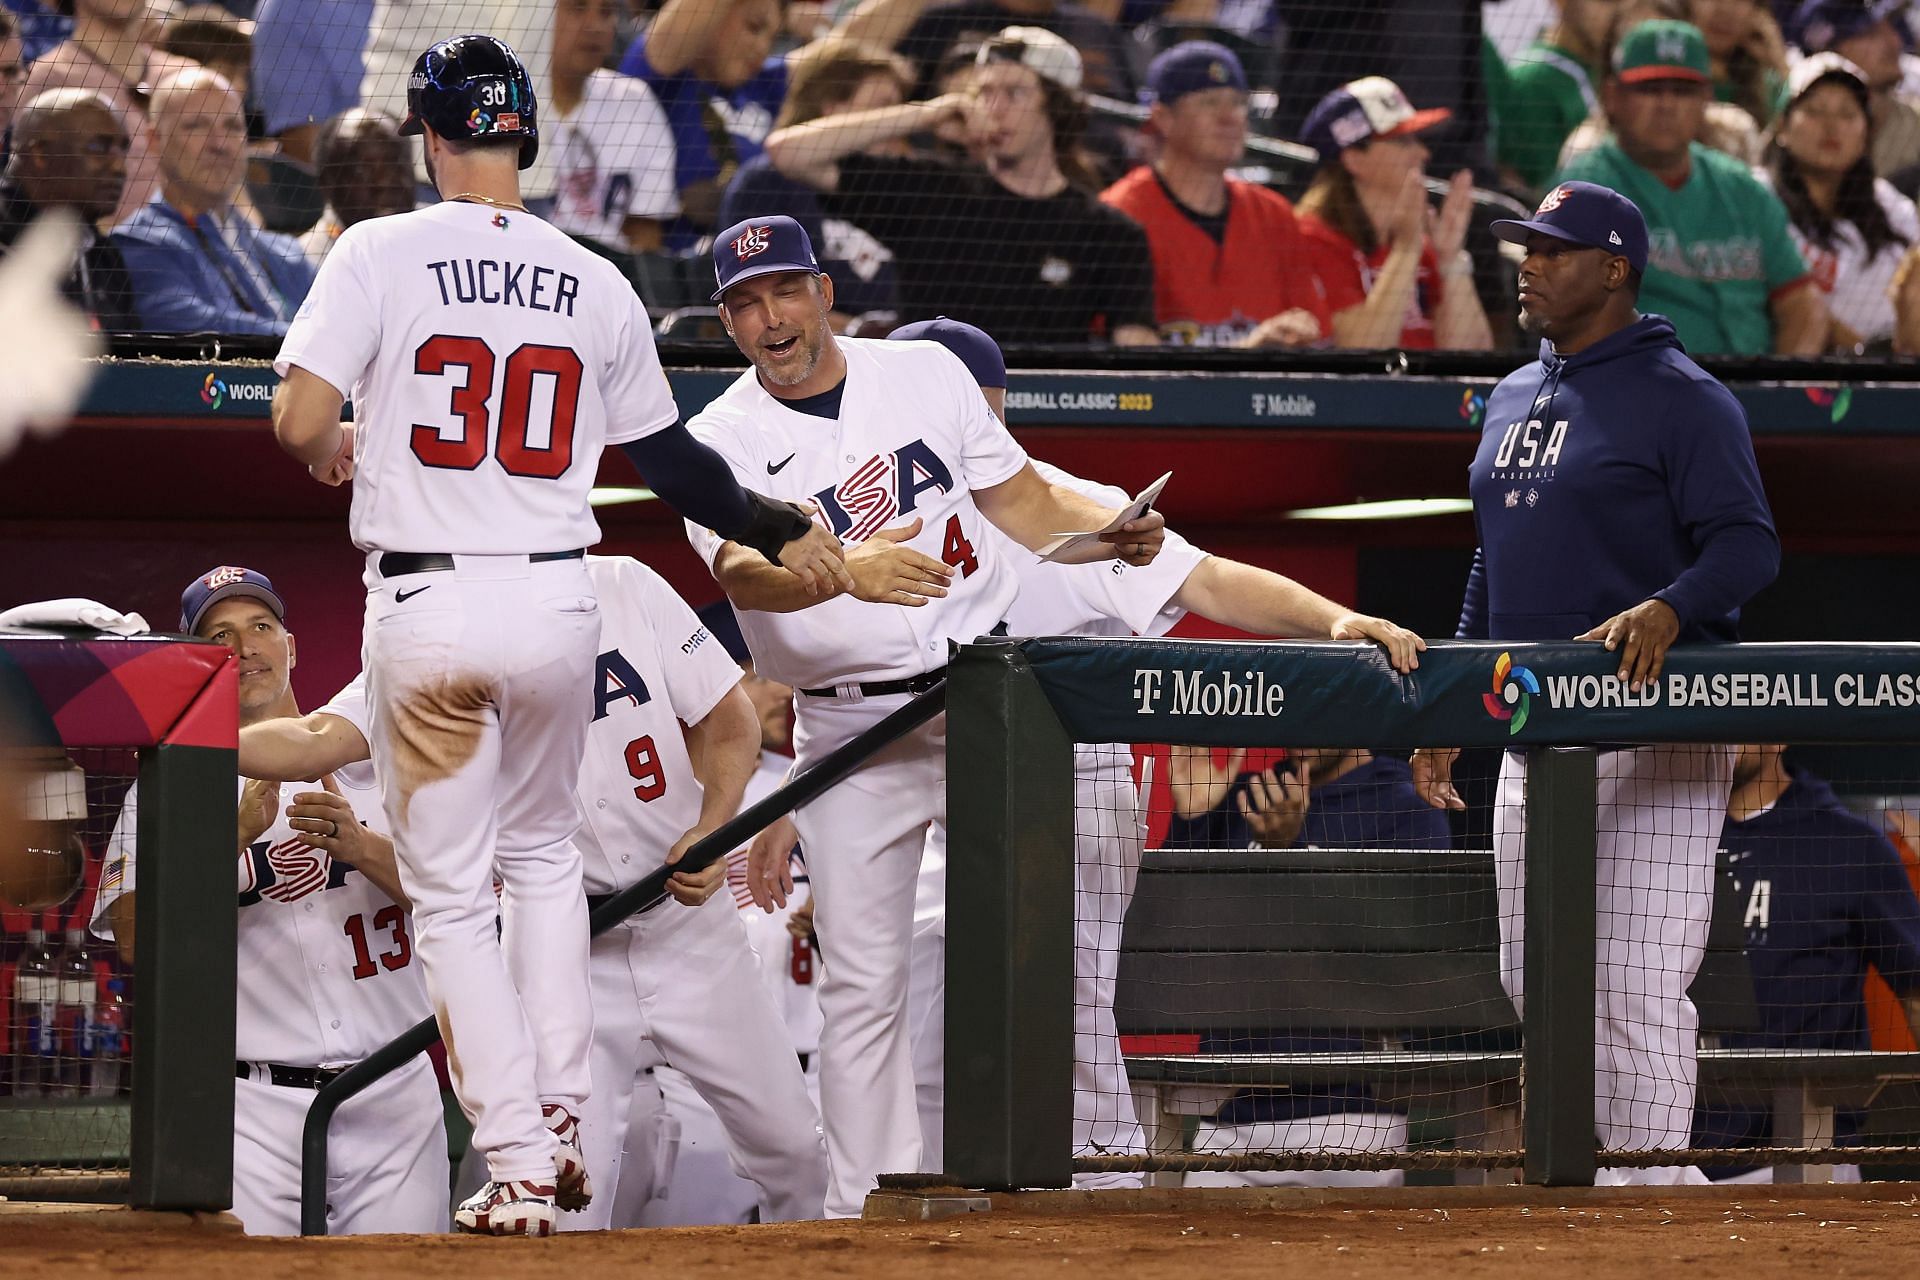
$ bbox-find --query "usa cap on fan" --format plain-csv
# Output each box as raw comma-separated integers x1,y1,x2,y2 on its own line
1301,76,1451,162
887,317,1007,389
398,33,540,169
180,566,287,635
1490,180,1651,274
1145,40,1248,106
711,215,822,302
975,26,1083,92
1789,0,1914,55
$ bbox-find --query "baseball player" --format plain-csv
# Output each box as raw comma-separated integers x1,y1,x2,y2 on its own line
267,35,845,1236
876,317,1425,1183
1412,181,1780,1183
239,555,829,1230
93,566,447,1236
689,215,1167,1216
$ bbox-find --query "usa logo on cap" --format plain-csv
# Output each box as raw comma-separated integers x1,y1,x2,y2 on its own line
732,225,773,262
1537,185,1571,213
205,566,248,590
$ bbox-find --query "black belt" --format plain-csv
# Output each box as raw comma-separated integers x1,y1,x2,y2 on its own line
238,1061,348,1090
799,669,948,700
798,622,1005,699
379,549,585,576
586,893,615,913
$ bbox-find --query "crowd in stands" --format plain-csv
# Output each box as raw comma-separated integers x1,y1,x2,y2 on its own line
7,0,1920,353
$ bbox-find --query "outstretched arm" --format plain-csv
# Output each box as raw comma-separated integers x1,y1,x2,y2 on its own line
973,463,1164,564
239,710,370,782
1172,556,1425,672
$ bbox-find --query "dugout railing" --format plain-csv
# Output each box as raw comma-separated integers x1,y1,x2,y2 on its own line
939,638,1920,1191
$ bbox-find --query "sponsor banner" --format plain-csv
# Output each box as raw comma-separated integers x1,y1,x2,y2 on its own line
72,364,1901,436
1006,637,1920,749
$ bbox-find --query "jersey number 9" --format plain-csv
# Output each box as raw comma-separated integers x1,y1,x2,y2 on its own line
412,334,583,479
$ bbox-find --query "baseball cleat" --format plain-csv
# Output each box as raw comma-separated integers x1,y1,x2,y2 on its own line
543,1103,592,1211
453,1178,558,1237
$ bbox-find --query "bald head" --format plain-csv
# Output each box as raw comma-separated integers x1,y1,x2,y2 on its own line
150,67,249,215
9,89,129,222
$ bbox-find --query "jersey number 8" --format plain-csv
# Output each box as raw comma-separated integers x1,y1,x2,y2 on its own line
412,334,583,479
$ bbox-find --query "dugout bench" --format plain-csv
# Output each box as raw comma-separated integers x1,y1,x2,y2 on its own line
1114,846,1920,1185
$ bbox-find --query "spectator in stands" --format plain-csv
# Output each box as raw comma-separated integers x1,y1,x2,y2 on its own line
524,0,678,255
114,68,313,334
1494,0,1620,194
1693,743,1920,1182
1788,0,1920,182
1164,741,1450,1190
0,12,24,149
764,27,1156,343
249,0,365,166
158,12,251,104
0,87,134,328
2,0,72,64
618,0,787,248
1295,77,1493,350
1554,19,1828,353
1099,41,1327,347
1692,0,1789,125
837,0,1137,104
23,0,197,226
300,107,411,265
1762,52,1920,352
1161,747,1451,853
720,38,912,327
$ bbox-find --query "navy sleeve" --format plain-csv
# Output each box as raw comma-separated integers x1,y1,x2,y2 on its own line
1649,380,1781,629
1456,547,1489,639
1851,834,1920,996
616,423,752,537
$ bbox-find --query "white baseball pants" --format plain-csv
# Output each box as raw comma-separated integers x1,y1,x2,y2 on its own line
1493,744,1732,1182
790,696,943,1218
232,1054,448,1235
363,554,599,1185
563,892,826,1230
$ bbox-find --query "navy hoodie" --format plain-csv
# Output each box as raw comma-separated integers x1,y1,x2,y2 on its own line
1457,315,1779,644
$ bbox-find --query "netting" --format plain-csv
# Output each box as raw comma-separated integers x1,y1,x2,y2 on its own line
8,0,1915,353
1,745,138,1199
1069,738,1920,1186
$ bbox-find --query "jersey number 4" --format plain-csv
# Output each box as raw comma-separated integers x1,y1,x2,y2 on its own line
412,335,583,479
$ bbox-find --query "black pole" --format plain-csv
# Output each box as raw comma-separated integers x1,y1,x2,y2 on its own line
299,683,948,1235
1522,746,1598,1186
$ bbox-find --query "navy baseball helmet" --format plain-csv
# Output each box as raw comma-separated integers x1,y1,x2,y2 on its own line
398,34,540,170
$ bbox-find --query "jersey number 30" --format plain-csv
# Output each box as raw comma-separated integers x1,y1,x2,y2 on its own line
412,335,583,479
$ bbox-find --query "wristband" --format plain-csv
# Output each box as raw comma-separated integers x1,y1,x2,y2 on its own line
737,491,816,565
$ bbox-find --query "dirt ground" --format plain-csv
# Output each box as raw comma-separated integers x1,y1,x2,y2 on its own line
4,1186,1920,1279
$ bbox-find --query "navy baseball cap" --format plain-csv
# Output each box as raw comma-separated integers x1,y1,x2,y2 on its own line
1490,180,1650,273
1301,76,1450,161
1789,0,1913,53
888,317,1007,389
180,566,286,634
1145,41,1247,106
711,215,821,302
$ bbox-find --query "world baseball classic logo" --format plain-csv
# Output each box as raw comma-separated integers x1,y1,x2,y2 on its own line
1483,651,1540,734
201,372,228,408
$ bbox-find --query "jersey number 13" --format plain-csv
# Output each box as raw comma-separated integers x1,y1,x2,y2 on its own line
412,335,583,479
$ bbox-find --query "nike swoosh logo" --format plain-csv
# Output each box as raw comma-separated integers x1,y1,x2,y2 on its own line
395,585,433,603
768,453,796,475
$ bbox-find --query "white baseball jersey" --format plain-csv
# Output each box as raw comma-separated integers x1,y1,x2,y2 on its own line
92,772,430,1067
274,201,679,555
524,70,680,252
729,753,823,1058
684,337,1028,689
572,555,744,894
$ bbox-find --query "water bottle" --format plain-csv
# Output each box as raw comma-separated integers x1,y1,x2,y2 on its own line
12,928,58,1096
56,930,95,1094
88,978,127,1098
